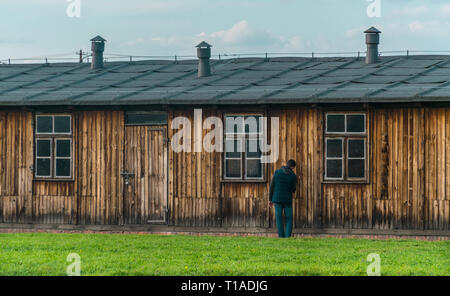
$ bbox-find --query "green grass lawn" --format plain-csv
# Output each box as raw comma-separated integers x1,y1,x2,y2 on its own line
0,232,448,276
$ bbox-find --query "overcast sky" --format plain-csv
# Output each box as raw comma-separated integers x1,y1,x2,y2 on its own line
1,0,450,61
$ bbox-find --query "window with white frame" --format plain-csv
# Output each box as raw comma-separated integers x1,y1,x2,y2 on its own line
324,113,367,182
223,114,264,180
35,114,73,179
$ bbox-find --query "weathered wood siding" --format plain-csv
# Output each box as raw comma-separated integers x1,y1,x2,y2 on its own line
0,111,124,225
0,107,448,231
168,107,449,231
0,112,33,223
76,111,124,225
124,125,167,224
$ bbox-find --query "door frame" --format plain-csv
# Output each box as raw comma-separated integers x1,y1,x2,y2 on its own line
122,125,169,225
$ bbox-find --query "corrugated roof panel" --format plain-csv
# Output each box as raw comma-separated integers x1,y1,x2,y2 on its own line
157,64,196,73
307,76,359,84
49,73,94,82
69,80,116,88
353,75,410,84
6,74,56,82
215,61,263,71
0,56,450,105
391,59,443,68
117,80,159,88
424,67,450,76
132,72,195,80
228,70,281,79
342,58,399,69
26,67,74,75
323,83,391,98
0,82,28,89
248,62,308,71
376,67,426,76
86,72,140,81
407,76,449,84
23,81,65,89
178,78,248,87
254,77,301,86
371,83,439,98
0,66,38,78
305,60,353,70
325,67,377,77
269,84,338,99
277,69,328,79
420,85,450,97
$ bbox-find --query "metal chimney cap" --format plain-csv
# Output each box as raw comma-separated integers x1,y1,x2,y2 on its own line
364,27,381,34
90,35,107,42
196,41,212,48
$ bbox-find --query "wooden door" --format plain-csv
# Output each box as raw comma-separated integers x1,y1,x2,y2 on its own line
123,126,168,224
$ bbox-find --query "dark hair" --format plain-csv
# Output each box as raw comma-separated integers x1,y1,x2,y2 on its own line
287,159,296,168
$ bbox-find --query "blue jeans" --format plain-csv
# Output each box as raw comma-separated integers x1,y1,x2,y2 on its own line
274,202,293,238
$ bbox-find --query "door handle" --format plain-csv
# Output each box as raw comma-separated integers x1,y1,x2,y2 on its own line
120,172,135,185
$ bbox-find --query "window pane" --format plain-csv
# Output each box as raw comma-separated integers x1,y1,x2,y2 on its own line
56,159,71,177
36,140,51,157
36,116,53,133
247,159,262,178
347,115,365,133
225,116,243,134
348,159,365,178
226,159,241,178
225,139,241,158
126,112,168,125
246,139,261,158
326,159,342,179
326,139,343,158
54,116,71,133
244,116,261,134
56,140,71,157
36,159,51,176
326,114,345,133
348,139,365,158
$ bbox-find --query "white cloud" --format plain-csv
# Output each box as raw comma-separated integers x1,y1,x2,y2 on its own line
440,3,450,17
210,20,278,46
391,6,430,18
407,20,450,35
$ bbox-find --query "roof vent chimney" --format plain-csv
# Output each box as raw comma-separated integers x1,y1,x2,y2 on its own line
364,27,381,64
90,35,106,70
196,41,212,77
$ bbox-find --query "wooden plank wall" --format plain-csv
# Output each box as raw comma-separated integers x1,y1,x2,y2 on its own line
322,108,449,230
0,112,33,223
169,110,222,227
0,111,123,225
0,107,448,231
124,126,166,224
76,111,124,225
168,108,323,228
169,107,448,231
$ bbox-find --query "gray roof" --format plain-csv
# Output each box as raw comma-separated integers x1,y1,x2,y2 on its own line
0,55,450,106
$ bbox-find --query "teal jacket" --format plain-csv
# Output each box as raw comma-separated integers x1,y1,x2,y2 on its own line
269,166,297,204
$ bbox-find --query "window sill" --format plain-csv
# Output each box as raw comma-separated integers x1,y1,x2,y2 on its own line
322,180,369,185
221,179,267,184
33,178,75,182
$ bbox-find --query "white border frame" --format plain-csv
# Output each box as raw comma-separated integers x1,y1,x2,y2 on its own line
224,137,244,180
324,137,344,181
223,113,265,181
35,138,52,178
347,138,366,179
36,114,72,135
325,113,366,135
54,138,73,179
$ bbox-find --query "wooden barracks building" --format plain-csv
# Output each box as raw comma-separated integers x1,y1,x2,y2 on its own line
0,28,449,236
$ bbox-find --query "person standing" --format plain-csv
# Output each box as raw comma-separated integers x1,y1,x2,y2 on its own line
269,160,297,238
